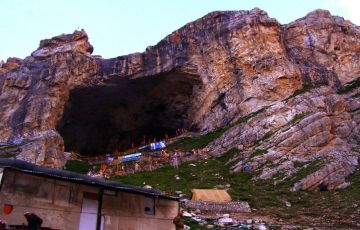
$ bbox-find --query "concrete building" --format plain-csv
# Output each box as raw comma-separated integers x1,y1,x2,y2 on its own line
0,159,179,230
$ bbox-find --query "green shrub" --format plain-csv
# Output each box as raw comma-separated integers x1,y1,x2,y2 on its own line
233,107,267,126
285,84,312,101
253,131,274,146
183,218,208,230
64,160,92,174
338,77,360,94
250,149,268,158
168,128,226,151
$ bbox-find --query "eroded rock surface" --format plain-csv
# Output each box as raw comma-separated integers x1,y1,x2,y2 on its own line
209,86,360,191
0,8,359,190
0,30,97,167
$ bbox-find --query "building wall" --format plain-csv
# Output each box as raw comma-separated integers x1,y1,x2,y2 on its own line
0,169,95,229
0,169,178,230
102,193,178,230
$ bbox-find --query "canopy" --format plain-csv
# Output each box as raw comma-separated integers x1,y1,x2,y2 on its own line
191,189,231,203
122,153,142,162
150,141,166,150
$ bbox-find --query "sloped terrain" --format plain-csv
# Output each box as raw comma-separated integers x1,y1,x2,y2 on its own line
208,85,360,191
0,8,359,192
112,149,360,228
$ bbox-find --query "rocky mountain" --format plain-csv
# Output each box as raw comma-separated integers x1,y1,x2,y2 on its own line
0,8,359,191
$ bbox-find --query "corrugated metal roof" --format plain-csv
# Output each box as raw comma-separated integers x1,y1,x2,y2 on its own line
0,159,178,201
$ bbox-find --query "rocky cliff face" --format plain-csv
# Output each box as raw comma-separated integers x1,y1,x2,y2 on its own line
0,9,359,190
0,30,97,167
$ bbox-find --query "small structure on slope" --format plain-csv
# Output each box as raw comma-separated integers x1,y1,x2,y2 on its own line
0,159,179,230
185,189,251,213
191,189,232,203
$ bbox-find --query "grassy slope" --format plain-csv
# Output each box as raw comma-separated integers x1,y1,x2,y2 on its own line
64,160,102,174
112,148,360,227
64,101,360,227
65,138,360,227
168,128,226,151
167,107,267,152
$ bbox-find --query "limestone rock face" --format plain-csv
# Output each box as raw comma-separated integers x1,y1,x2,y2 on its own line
285,10,360,85
208,86,360,190
3,130,65,168
31,30,94,59
0,30,97,167
99,8,303,131
0,8,359,190
0,58,22,75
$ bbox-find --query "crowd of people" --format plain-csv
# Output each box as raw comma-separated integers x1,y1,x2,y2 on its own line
77,128,209,179
84,147,207,179
79,129,189,177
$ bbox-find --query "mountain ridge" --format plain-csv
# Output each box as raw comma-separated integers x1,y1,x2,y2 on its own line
0,8,359,191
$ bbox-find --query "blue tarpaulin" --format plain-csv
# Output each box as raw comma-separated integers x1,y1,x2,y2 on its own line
243,165,252,172
106,154,114,164
138,145,149,150
150,141,166,150
122,153,142,162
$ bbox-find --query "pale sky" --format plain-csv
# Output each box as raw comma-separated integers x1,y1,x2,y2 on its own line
0,0,359,61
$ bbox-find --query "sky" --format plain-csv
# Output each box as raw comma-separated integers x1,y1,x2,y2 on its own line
0,0,359,61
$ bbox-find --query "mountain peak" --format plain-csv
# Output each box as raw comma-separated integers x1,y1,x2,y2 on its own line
31,29,93,59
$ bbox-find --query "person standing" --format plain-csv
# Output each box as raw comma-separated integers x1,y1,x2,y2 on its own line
134,162,140,172
148,155,153,171
172,152,179,169
0,220,7,230
24,212,42,230
173,212,184,230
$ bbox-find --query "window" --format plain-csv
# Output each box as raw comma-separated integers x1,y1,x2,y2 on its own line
144,197,155,215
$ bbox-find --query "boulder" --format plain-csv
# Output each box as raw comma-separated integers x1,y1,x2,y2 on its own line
31,30,93,59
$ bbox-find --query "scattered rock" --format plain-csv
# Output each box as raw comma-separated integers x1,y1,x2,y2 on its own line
255,223,267,230
185,200,251,213
182,211,192,217
194,209,201,214
285,201,292,207
192,217,202,222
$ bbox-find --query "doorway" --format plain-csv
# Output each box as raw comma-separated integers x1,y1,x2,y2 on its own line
79,192,103,230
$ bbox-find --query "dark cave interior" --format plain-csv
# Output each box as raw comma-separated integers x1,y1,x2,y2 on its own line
57,71,201,155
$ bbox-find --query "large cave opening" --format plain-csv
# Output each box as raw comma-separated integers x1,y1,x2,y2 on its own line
57,71,201,156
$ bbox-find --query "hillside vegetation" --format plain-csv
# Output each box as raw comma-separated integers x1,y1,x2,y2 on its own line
112,148,360,228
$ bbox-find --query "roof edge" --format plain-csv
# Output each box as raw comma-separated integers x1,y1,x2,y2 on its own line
0,159,178,201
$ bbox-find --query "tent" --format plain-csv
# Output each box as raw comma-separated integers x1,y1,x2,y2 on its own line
150,141,166,150
191,189,231,203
